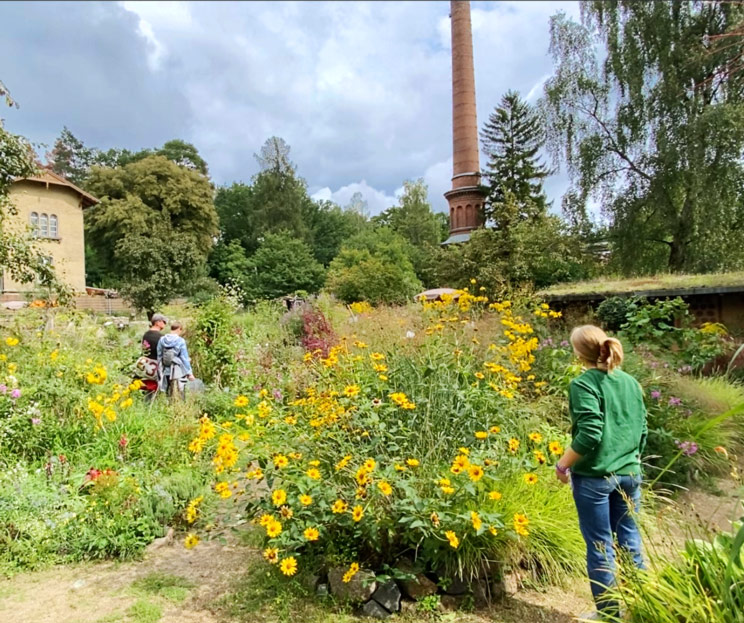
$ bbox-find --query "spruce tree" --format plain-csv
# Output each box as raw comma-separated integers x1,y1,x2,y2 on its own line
480,91,551,230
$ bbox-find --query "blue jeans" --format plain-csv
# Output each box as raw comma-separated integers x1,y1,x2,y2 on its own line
572,473,645,613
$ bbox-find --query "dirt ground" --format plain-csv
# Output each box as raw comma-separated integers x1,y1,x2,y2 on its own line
0,479,740,623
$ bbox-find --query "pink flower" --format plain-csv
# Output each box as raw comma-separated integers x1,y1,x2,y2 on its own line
31,417,41,425
119,435,128,449
10,388,21,399
668,397,682,407
651,390,661,400
0,384,7,394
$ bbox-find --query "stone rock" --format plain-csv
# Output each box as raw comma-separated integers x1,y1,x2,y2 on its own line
443,577,469,595
395,558,437,600
302,574,321,593
71,579,87,590
502,571,520,596
472,580,491,608
328,567,377,603
371,581,401,613
439,594,466,611
360,599,391,619
146,527,174,553
316,583,329,598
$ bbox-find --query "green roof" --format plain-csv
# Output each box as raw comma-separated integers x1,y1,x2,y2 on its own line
538,272,744,301
442,232,472,245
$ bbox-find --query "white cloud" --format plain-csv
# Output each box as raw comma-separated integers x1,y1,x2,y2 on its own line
5,1,584,215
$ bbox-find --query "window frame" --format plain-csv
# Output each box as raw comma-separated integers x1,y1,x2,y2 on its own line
39,213,49,238
49,214,58,238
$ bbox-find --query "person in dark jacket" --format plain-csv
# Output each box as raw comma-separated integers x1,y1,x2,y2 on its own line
555,325,648,620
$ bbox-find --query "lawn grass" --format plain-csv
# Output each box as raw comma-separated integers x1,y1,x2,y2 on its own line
538,271,744,297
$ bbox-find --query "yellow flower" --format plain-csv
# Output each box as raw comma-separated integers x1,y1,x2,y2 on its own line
377,481,393,496
309,460,320,466
430,512,440,527
306,468,321,480
451,454,470,475
524,473,538,486
406,458,420,467
474,372,485,380
234,395,249,408
215,482,232,498
5,337,19,347
370,352,386,361
549,441,563,456
342,562,360,583
444,530,459,549
441,485,455,495
184,533,199,549
468,464,484,482
474,431,488,440
528,432,543,443
490,425,501,434
363,458,376,472
343,385,360,397
258,514,274,527
266,519,282,538
336,455,352,471
378,374,388,382
263,547,279,564
489,490,502,501
272,489,287,506
332,499,348,514
458,447,470,455
351,505,364,522
534,451,547,465
488,526,498,536
299,494,313,506
279,506,294,520
273,454,289,469
513,513,529,537
304,527,320,541
471,511,482,531
394,464,407,471
508,438,520,453
280,557,298,576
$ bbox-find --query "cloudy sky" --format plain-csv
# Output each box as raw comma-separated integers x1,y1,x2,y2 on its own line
0,0,580,215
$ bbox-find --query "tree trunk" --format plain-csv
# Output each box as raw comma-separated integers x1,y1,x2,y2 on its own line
668,237,687,272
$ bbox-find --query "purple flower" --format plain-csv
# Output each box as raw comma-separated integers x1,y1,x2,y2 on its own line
560,340,570,347
273,389,283,401
10,388,21,399
31,417,41,425
668,396,682,407
651,390,661,400
675,440,699,456
0,384,6,394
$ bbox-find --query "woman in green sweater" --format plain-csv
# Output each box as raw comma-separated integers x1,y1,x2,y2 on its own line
555,325,647,619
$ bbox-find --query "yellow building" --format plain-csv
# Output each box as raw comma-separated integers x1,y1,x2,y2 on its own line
3,170,98,294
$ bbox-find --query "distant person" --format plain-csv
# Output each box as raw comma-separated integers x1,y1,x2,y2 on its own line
157,321,196,400
142,313,167,360
554,325,647,620
133,313,167,400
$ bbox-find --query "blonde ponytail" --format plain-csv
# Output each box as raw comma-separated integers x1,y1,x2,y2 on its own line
570,325,624,372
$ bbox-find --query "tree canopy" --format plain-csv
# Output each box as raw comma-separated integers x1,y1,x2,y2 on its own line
543,0,744,273
85,155,218,310
481,90,551,229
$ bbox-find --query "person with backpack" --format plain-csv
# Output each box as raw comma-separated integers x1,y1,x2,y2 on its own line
157,321,195,399
133,313,167,400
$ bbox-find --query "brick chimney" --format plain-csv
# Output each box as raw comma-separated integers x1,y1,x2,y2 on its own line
443,0,486,244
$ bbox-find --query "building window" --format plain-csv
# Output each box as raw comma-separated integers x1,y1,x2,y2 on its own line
49,214,58,238
39,213,48,238
30,212,39,236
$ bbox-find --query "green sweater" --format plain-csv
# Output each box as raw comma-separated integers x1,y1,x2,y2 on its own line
569,367,648,477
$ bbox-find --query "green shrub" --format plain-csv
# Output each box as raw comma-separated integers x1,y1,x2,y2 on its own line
596,296,634,332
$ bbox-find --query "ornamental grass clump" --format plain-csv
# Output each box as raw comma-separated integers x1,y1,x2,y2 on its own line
188,288,583,583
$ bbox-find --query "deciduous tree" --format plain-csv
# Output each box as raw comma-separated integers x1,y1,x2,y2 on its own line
543,1,744,273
